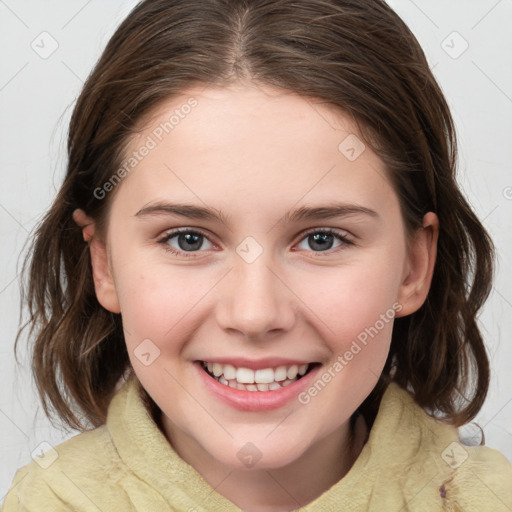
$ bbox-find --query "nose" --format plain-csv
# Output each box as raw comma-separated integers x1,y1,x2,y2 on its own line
215,253,297,341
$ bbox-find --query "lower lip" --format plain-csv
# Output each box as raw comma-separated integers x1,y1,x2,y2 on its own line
194,361,322,412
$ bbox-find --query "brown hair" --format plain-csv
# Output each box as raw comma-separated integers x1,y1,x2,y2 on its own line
16,0,494,431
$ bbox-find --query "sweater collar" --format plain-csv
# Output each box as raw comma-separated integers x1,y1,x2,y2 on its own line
106,375,450,510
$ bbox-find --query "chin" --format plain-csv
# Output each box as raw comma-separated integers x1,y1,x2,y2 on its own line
207,437,310,471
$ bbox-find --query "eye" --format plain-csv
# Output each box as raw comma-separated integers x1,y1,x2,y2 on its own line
158,227,354,259
296,228,354,255
158,228,214,257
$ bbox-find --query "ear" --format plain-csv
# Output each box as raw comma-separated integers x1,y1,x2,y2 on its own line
73,209,121,314
395,212,439,317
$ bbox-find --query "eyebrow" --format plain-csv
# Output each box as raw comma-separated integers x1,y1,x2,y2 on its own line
134,201,379,225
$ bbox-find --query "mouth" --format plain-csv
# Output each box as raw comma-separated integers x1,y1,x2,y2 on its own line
198,360,321,392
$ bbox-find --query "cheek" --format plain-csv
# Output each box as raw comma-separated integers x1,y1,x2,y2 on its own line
298,257,401,331
288,248,403,366
113,261,217,348
113,229,404,365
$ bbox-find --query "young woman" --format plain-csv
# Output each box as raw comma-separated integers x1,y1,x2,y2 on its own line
5,0,511,510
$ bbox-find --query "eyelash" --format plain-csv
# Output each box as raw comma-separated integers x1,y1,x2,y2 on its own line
157,227,354,259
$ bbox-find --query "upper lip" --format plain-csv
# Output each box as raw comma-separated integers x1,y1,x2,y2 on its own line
197,357,317,371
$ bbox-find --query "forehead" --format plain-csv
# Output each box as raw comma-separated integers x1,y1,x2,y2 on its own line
114,83,398,221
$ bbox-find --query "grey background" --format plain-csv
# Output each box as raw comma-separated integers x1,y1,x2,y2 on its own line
1,0,511,502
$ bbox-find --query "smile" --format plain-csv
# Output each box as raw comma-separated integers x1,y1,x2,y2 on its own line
200,361,315,391
195,359,322,411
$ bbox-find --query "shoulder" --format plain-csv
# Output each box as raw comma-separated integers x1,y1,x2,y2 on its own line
447,443,512,511
371,383,512,511
2,425,130,511
2,377,174,511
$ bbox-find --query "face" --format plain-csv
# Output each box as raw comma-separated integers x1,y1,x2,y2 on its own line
85,83,437,471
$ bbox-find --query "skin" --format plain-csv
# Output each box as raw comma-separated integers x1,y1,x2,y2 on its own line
73,82,438,511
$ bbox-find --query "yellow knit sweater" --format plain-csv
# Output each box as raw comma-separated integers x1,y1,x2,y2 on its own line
3,377,512,511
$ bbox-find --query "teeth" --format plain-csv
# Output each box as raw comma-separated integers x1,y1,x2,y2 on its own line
222,378,296,391
236,367,255,384
274,366,288,382
254,368,275,384
202,360,314,391
223,364,236,380
287,365,298,380
213,363,223,377
298,364,308,376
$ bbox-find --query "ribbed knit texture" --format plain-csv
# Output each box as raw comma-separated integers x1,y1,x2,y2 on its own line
4,376,511,511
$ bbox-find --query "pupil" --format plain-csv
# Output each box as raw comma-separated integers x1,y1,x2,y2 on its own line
177,233,333,252
179,233,202,251
309,233,333,251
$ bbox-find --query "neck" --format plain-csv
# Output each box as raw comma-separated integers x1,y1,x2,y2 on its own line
161,413,368,511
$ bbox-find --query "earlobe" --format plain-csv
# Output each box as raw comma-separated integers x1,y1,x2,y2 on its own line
72,209,121,314
396,212,439,317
